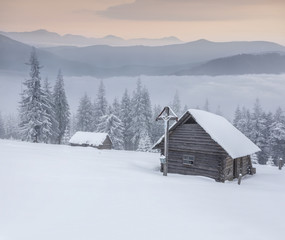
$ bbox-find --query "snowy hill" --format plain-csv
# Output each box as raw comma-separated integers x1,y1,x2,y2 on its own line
0,139,284,240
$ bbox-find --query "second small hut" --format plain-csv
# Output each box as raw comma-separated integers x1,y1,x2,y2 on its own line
69,132,112,149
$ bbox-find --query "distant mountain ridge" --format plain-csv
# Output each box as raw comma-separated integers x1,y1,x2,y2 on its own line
176,53,285,76
43,38,285,68
0,34,99,76
0,29,183,47
1,33,285,77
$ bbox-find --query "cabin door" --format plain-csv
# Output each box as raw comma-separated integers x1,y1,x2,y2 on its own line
233,158,241,178
233,158,238,178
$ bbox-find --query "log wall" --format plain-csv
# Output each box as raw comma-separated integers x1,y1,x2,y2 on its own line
158,123,228,182
224,156,234,181
98,137,112,149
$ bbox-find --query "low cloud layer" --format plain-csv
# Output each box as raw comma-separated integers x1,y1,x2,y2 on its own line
98,0,284,21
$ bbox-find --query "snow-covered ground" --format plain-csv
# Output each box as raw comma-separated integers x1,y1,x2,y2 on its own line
0,139,284,240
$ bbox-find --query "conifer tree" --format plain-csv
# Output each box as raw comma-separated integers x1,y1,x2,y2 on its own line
130,79,153,149
240,107,252,139
19,48,50,143
42,78,58,143
97,114,124,149
70,114,77,137
171,90,181,117
182,104,189,114
203,99,210,112
137,129,153,152
120,89,133,150
112,97,121,117
266,156,274,166
0,112,5,139
130,79,144,149
94,80,108,130
151,104,164,143
233,106,242,128
4,114,20,140
250,99,267,164
62,123,71,144
215,105,223,116
53,70,70,144
269,107,285,164
233,106,249,135
76,93,94,132
142,87,153,135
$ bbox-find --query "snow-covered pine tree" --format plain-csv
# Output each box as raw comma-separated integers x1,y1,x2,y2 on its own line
266,156,274,166
4,114,20,140
142,86,153,136
130,79,153,150
251,153,258,164
120,89,133,150
171,90,181,117
262,111,273,162
233,105,250,135
112,97,121,117
203,99,210,112
269,107,285,164
182,104,189,114
93,80,108,130
62,123,71,144
19,48,50,143
53,70,70,144
215,105,223,116
76,93,94,132
130,79,144,149
97,114,124,150
250,99,267,164
69,114,77,137
151,104,164,144
0,112,5,139
107,105,113,115
42,78,59,143
233,106,242,128
137,129,153,152
240,107,252,139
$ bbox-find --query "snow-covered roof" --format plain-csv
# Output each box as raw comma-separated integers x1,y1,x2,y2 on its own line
154,109,260,159
69,132,110,147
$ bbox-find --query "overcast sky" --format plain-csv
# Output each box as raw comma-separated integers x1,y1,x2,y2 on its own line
0,0,285,44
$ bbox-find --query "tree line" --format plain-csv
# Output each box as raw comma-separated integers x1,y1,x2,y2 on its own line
70,80,191,151
233,99,285,165
71,79,164,151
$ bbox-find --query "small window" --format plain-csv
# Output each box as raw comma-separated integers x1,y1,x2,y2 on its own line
183,155,195,165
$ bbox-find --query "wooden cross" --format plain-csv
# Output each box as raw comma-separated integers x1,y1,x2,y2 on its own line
156,106,178,176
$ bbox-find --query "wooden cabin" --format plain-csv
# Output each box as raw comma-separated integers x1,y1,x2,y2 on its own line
153,109,260,182
69,132,112,149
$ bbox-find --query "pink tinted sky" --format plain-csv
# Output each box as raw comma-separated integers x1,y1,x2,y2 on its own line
1,0,285,44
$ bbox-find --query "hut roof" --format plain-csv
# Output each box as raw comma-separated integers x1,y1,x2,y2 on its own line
154,109,260,159
69,132,110,147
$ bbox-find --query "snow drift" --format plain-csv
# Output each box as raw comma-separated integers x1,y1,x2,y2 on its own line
0,140,283,240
